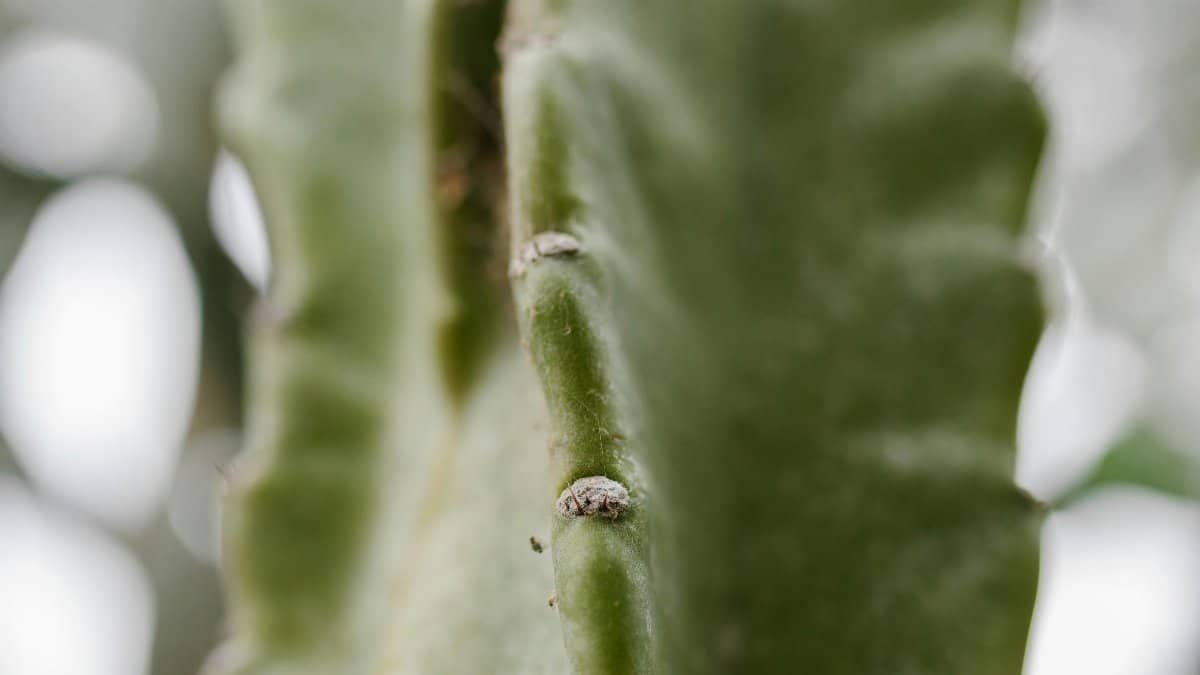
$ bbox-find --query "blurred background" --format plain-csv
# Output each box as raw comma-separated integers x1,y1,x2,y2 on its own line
0,1,1197,673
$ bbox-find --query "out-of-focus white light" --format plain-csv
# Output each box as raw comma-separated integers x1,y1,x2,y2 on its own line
1018,1,1150,173
0,179,201,531
1145,317,1200,452
167,429,241,564
1020,2,1194,337
0,29,158,178
1017,311,1146,501
209,150,270,291
0,477,154,675
1025,489,1200,675
1165,174,1200,302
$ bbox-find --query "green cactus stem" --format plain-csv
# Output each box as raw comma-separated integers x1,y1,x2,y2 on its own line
215,1,566,673
504,1,1046,673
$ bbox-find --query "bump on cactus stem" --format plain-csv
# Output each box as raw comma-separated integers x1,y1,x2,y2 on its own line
556,476,631,520
510,231,582,277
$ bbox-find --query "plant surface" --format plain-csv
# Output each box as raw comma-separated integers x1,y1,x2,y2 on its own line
214,1,1049,673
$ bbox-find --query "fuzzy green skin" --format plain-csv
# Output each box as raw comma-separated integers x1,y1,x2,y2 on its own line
379,347,568,675
514,257,654,674
216,1,568,673
218,1,446,669
505,1,1045,673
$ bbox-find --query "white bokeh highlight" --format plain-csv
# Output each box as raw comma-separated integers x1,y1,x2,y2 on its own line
1025,489,1200,675
0,29,158,178
1165,175,1200,304
1017,308,1146,500
0,179,201,531
1144,317,1200,454
1020,0,1198,338
209,150,271,291
1017,1,1151,173
0,477,154,675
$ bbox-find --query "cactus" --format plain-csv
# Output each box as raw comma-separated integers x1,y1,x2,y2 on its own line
215,1,1046,673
